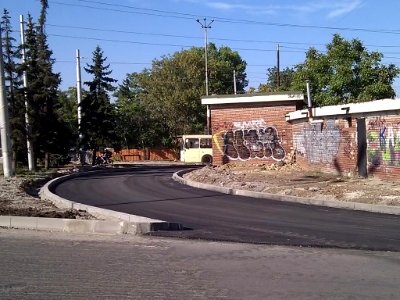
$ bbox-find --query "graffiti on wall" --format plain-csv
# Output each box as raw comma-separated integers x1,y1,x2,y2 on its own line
294,120,341,163
367,117,400,166
216,119,286,161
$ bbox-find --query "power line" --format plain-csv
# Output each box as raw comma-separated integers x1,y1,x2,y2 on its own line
49,0,400,35
49,33,194,48
47,33,306,53
45,24,400,49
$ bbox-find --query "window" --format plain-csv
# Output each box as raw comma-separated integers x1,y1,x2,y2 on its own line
185,138,199,149
200,138,212,149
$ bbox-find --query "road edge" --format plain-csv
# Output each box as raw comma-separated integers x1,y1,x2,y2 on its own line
173,169,400,216
22,169,184,235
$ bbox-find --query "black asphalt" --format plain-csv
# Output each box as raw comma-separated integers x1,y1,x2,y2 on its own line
53,165,400,251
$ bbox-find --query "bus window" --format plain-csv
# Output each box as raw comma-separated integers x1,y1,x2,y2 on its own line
200,138,212,148
185,138,199,149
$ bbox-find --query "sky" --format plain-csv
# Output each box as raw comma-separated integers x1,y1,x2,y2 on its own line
3,0,400,95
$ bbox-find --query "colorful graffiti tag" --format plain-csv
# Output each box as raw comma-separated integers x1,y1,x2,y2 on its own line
215,119,286,161
294,120,341,164
367,118,400,166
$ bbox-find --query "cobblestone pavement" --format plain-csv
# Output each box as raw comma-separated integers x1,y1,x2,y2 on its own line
1,229,399,299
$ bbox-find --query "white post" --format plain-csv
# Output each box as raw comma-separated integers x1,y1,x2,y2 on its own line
76,49,82,136
233,70,237,95
20,15,35,171
306,79,313,120
306,79,312,108
0,26,14,177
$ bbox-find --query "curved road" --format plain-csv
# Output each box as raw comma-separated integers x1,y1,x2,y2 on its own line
53,165,400,251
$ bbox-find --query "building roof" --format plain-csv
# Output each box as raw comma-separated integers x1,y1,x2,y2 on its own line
286,98,400,122
201,92,304,105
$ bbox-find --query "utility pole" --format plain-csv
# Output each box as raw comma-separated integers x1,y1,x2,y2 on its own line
197,18,214,134
233,70,237,95
276,43,280,88
76,49,82,139
306,79,313,120
20,15,35,171
196,18,214,96
76,49,86,165
0,26,14,177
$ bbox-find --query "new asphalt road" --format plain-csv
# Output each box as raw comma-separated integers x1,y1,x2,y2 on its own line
53,165,400,251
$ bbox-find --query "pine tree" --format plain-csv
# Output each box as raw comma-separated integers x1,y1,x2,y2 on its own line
23,16,40,170
1,9,26,167
81,46,117,164
23,3,66,169
34,0,64,168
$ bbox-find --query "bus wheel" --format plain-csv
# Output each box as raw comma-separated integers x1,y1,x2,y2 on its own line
201,155,213,165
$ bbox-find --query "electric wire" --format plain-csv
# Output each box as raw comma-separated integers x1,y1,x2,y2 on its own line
48,0,400,35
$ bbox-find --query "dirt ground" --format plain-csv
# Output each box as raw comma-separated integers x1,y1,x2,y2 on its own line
0,172,94,219
184,163,400,206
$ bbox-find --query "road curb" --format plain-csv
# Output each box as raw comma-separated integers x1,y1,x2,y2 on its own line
38,170,183,235
0,215,129,234
173,170,400,216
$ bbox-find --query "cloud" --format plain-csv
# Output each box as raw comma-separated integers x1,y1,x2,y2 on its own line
326,0,363,18
176,0,363,19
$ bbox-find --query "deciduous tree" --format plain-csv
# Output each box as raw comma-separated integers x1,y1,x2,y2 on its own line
291,34,399,106
115,44,248,147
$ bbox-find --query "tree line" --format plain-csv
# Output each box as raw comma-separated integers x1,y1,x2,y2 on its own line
2,1,399,171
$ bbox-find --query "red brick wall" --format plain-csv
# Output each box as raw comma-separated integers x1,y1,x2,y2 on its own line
210,102,297,165
292,118,358,176
292,115,400,180
366,115,400,179
210,101,400,180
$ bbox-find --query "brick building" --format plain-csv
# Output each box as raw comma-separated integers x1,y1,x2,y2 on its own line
287,99,400,179
202,93,400,180
201,92,304,166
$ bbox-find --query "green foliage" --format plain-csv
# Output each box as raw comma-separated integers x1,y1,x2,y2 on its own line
258,66,294,92
113,72,161,148
1,9,27,163
57,87,79,148
291,34,400,106
23,11,71,167
114,44,248,148
80,46,118,152
207,44,247,94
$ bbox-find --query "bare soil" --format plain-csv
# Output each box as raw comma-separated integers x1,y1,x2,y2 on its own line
184,163,400,206
0,172,94,219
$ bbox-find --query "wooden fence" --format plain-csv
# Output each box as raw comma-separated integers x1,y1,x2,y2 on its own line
113,148,179,162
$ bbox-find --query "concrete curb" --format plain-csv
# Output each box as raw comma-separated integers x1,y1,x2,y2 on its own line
38,169,183,235
173,170,400,216
0,215,129,234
